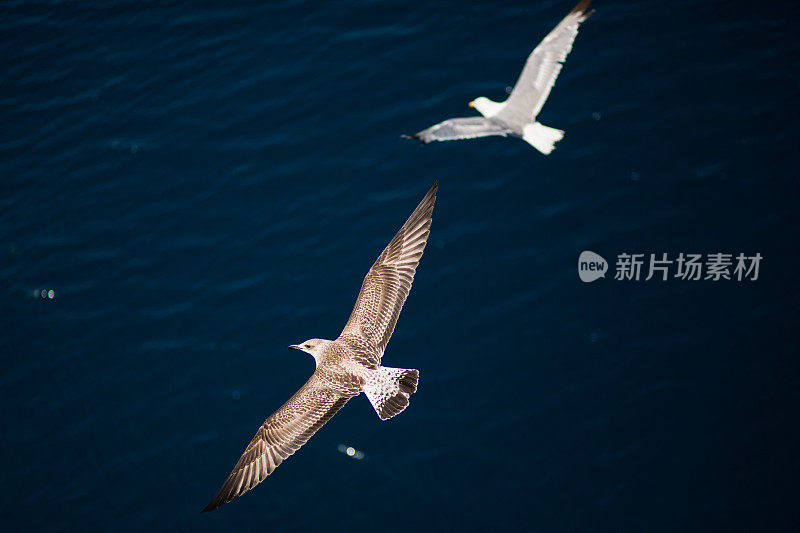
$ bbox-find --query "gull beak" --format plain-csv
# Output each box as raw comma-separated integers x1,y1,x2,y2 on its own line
468,101,475,108
288,344,302,351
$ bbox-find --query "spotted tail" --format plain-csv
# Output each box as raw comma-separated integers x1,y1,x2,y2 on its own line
363,366,419,420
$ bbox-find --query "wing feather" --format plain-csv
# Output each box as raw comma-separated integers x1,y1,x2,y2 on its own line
407,117,512,144
497,0,593,123
339,182,437,365
202,373,351,512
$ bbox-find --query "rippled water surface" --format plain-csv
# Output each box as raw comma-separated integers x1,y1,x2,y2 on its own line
2,1,799,531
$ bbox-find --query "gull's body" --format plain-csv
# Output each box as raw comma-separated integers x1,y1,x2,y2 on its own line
202,183,437,512
405,0,593,154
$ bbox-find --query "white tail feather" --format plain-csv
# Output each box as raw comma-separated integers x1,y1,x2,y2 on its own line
363,366,419,420
522,122,564,155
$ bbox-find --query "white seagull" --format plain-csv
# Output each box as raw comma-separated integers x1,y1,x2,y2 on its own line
202,183,437,512
405,0,593,154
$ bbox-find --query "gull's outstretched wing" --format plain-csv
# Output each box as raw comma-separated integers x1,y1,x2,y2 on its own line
202,372,352,512
405,118,512,144
497,0,593,123
339,182,437,365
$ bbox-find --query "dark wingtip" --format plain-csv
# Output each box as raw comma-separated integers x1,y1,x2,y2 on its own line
201,496,224,513
408,181,438,223
422,181,438,212
573,0,594,19
427,180,438,199
401,133,427,145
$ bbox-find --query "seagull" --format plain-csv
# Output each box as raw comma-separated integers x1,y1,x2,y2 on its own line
404,0,593,154
202,182,438,512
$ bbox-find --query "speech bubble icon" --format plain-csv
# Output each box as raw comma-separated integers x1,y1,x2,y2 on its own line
578,251,608,282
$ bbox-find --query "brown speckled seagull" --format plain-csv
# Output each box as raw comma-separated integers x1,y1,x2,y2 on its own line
202,182,437,512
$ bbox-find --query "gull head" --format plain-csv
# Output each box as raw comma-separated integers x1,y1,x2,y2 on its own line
289,338,330,360
469,97,503,118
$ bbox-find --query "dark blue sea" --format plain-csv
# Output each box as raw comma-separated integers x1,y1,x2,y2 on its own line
2,1,799,531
